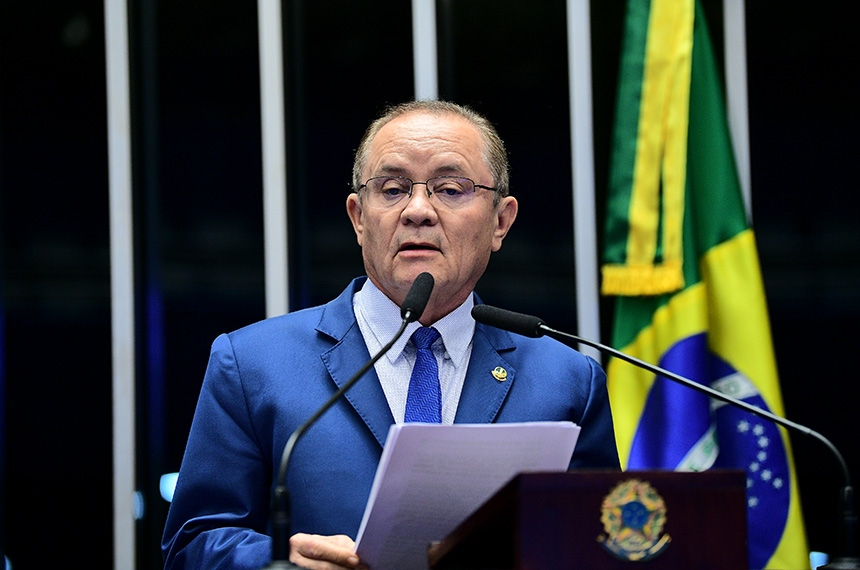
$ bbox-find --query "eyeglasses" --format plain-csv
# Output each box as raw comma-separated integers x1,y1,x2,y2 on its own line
358,176,497,210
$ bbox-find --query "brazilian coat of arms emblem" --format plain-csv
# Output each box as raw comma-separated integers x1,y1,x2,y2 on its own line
598,478,671,561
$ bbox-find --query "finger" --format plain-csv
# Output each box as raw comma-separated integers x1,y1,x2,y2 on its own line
289,533,361,569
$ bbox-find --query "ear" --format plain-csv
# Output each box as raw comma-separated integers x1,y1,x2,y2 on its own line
346,193,364,246
491,196,518,252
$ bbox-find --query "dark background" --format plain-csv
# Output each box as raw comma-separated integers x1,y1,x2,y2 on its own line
1,1,856,567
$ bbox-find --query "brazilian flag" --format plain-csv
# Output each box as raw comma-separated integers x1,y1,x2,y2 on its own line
602,1,809,568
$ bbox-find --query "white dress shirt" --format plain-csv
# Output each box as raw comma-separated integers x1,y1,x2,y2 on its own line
353,279,474,425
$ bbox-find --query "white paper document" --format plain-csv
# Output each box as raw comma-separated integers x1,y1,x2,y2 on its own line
354,421,581,570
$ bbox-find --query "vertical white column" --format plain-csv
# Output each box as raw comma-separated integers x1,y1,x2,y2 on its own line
104,0,136,567
412,0,439,99
724,0,752,220
258,0,290,317
567,0,601,361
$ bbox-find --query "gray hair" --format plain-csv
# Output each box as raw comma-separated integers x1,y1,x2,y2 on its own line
351,100,510,200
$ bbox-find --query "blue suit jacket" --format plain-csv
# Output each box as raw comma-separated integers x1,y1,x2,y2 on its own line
162,278,619,569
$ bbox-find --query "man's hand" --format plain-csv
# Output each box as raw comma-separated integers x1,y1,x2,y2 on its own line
289,533,364,570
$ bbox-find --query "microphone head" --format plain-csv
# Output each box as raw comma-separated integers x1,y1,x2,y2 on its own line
400,272,435,322
471,304,545,338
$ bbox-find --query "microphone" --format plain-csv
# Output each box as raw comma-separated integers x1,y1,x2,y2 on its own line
263,273,435,569
471,303,858,568
401,271,435,323
471,304,544,338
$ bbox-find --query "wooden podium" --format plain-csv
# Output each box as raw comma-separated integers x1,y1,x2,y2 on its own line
427,470,747,570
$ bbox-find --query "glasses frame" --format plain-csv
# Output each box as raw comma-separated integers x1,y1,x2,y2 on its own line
357,175,497,210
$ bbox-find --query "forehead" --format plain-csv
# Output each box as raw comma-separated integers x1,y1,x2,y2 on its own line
365,111,488,177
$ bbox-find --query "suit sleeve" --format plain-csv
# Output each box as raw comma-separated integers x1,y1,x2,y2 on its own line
162,333,273,570
568,355,621,470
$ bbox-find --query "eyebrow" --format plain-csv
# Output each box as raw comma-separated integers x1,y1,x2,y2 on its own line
376,165,410,177
375,164,468,178
432,164,467,176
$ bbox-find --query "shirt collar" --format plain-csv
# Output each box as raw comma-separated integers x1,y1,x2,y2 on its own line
354,279,475,367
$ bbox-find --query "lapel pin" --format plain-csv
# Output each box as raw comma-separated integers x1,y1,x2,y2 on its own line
491,367,508,382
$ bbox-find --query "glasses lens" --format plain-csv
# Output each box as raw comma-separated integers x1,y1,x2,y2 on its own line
366,176,410,208
428,177,475,208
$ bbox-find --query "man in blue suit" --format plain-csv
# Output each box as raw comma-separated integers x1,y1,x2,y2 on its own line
163,100,619,570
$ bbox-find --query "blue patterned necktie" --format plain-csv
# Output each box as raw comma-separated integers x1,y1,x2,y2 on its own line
404,327,442,423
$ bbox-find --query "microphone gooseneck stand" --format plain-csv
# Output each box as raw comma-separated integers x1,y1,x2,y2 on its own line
471,304,858,568
261,272,435,569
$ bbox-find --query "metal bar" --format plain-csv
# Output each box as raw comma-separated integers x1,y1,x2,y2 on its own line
723,0,752,220
412,0,439,99
104,0,136,566
258,0,290,317
567,0,601,361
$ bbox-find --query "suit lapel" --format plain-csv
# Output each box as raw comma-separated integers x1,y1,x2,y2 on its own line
317,278,395,449
453,324,516,424
321,325,395,448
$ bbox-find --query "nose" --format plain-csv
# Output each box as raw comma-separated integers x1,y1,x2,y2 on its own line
400,182,438,225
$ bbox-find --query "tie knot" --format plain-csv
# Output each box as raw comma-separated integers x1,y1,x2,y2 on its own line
411,327,440,350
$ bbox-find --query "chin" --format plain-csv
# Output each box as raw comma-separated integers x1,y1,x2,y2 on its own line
395,265,438,284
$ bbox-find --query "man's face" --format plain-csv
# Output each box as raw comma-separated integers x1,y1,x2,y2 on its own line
346,111,518,323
